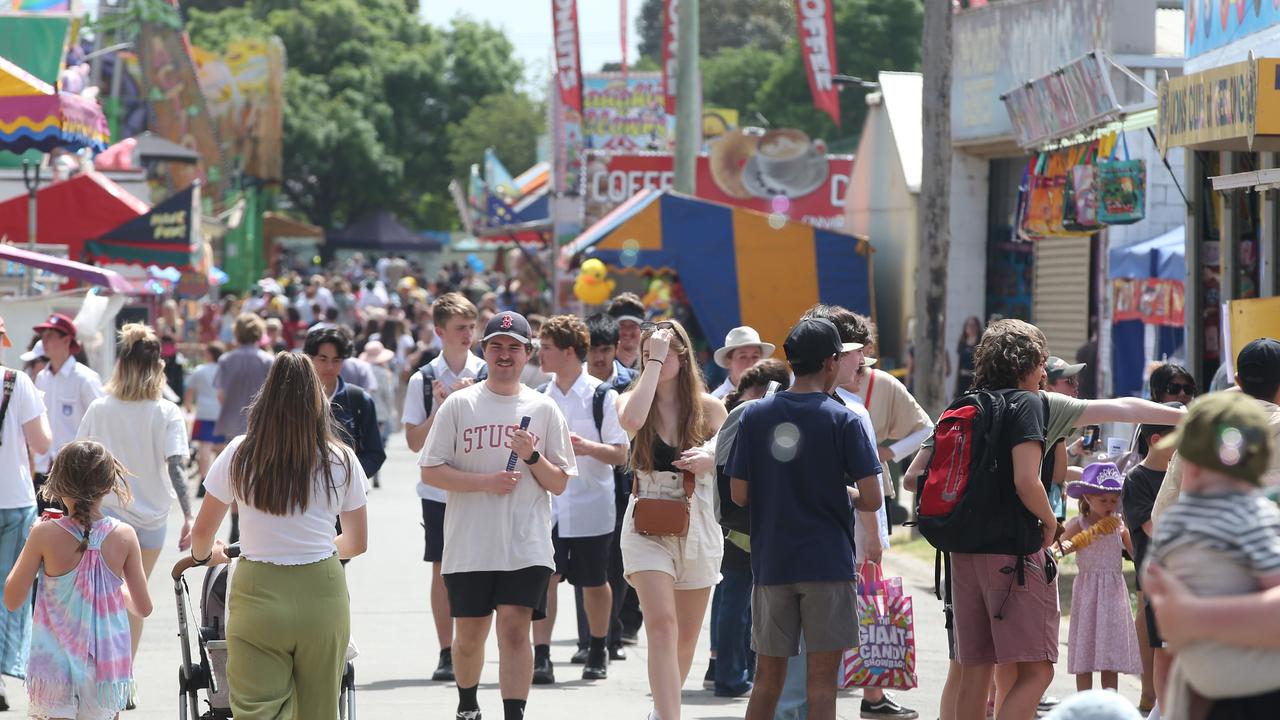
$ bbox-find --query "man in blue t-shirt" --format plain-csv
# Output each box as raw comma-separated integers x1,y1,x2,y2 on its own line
728,317,884,720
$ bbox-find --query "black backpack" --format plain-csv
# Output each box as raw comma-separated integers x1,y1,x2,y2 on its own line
419,361,488,416
331,385,368,454
915,390,1041,556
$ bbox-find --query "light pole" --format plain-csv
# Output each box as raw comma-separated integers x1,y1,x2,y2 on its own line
673,0,699,194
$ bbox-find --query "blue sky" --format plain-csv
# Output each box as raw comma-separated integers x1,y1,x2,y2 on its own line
422,0,645,89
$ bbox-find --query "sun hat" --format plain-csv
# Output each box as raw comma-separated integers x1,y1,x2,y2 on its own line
33,313,80,352
714,326,778,368
359,340,395,365
1066,462,1124,498
1157,391,1273,484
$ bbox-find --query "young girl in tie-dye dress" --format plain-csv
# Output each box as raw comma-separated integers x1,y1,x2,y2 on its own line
1,440,152,719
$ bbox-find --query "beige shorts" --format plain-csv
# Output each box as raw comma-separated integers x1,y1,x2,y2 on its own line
751,581,857,657
620,513,721,590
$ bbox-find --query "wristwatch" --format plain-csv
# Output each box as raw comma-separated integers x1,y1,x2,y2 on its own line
523,450,541,465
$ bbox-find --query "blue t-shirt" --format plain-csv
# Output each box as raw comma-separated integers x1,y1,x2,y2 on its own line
726,391,883,585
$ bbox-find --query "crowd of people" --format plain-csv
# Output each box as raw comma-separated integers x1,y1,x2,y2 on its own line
0,254,1272,720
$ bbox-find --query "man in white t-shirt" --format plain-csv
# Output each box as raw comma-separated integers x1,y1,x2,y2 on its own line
402,292,484,684
421,311,576,720
0,316,51,694
530,316,628,684
32,313,104,512
710,326,776,399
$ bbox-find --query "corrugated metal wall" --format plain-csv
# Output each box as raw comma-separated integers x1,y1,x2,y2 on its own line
1033,237,1092,360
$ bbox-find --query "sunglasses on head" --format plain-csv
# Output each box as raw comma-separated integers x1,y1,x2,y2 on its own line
1165,382,1195,396
640,321,676,332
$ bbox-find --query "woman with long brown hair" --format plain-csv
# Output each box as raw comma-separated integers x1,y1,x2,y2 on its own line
617,320,727,720
188,352,368,719
75,323,190,702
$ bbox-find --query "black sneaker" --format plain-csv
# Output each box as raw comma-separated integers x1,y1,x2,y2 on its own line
456,711,481,720
432,648,455,682
861,694,918,719
702,659,716,690
532,655,555,685
570,647,589,664
609,645,627,661
582,649,608,681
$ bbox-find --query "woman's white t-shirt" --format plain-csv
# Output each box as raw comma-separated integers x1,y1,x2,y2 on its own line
204,435,368,565
78,396,189,531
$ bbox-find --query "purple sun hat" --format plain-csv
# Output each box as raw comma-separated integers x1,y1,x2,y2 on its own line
1067,462,1124,499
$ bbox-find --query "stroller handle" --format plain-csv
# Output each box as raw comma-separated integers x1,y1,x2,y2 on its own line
170,544,242,580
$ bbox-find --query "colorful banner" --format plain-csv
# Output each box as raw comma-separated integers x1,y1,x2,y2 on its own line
555,72,678,194
794,0,840,127
85,184,201,270
1003,51,1121,148
1113,278,1184,327
191,37,286,183
1187,1,1280,60
580,141,853,230
552,0,583,116
137,23,227,203
1157,59,1257,151
662,0,678,114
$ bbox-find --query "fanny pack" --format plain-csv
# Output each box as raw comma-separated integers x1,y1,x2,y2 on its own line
632,470,694,538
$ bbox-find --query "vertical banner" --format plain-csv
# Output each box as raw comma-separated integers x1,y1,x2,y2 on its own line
553,0,584,116
794,0,840,127
662,0,678,114
620,0,629,79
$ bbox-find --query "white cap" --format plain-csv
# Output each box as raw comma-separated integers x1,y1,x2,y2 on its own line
20,340,45,364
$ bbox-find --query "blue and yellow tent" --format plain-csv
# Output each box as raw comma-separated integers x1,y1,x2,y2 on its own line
563,189,874,351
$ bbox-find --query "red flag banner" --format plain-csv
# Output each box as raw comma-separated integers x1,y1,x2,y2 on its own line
621,0,629,79
794,0,840,127
553,0,584,115
662,0,678,114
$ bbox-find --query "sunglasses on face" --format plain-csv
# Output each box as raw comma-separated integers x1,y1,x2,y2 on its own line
1165,382,1195,396
640,321,676,332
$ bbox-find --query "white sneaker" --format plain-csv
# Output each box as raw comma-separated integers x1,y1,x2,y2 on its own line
345,638,360,661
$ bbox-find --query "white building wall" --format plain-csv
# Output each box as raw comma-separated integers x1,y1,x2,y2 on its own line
944,151,990,399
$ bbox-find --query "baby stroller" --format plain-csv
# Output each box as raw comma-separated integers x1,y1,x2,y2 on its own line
171,546,357,719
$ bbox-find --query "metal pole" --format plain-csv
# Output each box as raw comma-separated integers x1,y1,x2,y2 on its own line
673,0,699,194
22,160,40,296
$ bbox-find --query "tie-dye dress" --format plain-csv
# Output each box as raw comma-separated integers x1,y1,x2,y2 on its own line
26,517,132,720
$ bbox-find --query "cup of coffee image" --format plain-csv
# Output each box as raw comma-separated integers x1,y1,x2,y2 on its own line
756,129,819,186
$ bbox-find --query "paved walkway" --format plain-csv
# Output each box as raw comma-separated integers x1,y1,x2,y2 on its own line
0,434,1141,718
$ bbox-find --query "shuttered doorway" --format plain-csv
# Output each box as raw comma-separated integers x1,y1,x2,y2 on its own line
1032,236,1092,360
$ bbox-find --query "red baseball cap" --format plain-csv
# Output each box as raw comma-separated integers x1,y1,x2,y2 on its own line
33,313,79,349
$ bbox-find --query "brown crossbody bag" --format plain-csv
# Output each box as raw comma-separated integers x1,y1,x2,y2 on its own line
632,469,695,538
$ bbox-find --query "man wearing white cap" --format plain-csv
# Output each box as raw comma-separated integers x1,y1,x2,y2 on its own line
606,294,646,372
711,326,776,400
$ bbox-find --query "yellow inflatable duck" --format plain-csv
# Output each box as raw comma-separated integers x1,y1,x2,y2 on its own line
573,258,615,306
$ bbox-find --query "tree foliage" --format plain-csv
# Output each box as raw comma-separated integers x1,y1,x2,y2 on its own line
701,46,781,121
445,93,546,180
637,0,793,61
184,0,527,231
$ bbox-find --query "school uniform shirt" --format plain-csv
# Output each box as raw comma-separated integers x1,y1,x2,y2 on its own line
726,391,882,585
0,369,45,508
835,388,891,554
34,358,104,474
204,435,368,565
545,372,628,538
78,396,188,531
403,351,487,502
419,382,577,574
711,377,734,400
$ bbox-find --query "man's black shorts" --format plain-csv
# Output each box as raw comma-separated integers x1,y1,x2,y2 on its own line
1143,594,1165,648
444,566,554,621
422,499,446,563
552,526,613,588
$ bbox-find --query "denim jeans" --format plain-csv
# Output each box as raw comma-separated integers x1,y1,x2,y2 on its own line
0,505,35,678
714,565,754,696
775,636,809,720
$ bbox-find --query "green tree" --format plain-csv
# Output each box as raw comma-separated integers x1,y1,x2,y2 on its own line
637,0,793,61
754,0,921,141
445,92,546,180
701,45,781,120
185,1,528,231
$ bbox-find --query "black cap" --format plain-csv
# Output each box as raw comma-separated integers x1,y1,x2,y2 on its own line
482,311,532,345
1238,338,1280,389
783,317,861,368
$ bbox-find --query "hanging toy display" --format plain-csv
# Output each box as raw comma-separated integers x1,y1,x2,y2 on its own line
573,258,615,306
643,277,673,319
